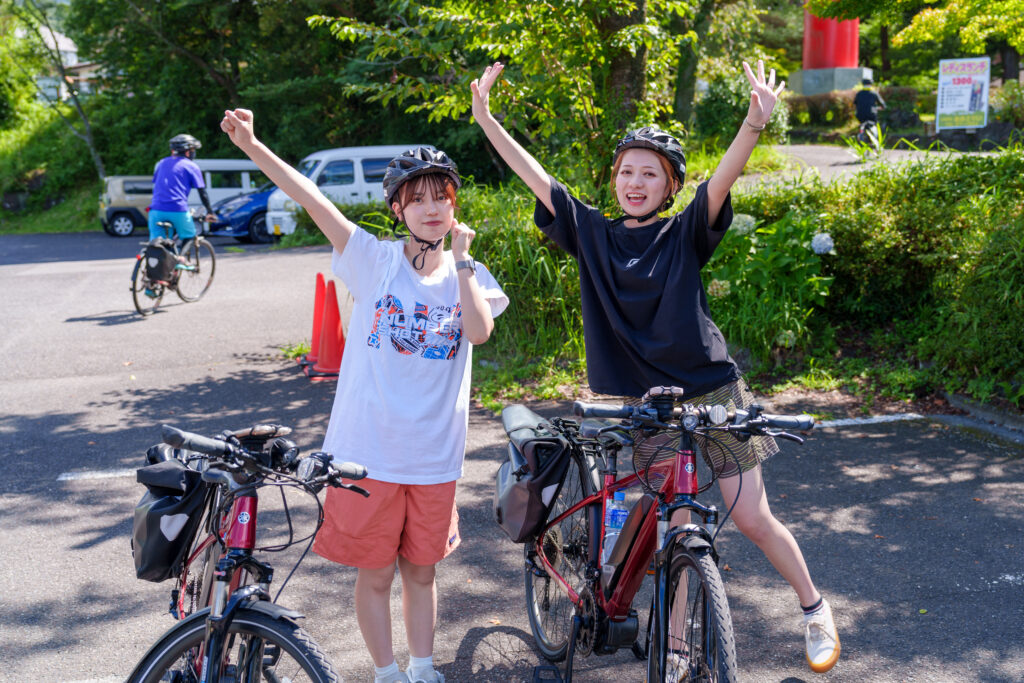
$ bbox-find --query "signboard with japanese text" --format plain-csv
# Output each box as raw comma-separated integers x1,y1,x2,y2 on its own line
936,57,990,131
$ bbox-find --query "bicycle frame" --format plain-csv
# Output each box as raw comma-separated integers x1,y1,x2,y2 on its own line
533,431,720,622
173,473,277,683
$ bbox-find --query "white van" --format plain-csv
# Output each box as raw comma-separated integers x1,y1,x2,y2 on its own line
266,144,429,236
188,158,268,214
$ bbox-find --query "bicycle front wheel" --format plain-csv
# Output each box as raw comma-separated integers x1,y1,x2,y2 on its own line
176,238,216,302
524,449,598,662
127,608,338,683
648,548,737,682
131,258,164,316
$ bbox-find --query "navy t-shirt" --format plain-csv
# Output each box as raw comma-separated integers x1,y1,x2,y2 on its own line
151,156,205,212
534,178,740,398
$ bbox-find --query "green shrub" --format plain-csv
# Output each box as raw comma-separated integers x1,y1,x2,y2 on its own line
918,210,1024,406
702,211,833,365
785,90,856,127
879,85,921,129
992,81,1024,128
694,75,790,144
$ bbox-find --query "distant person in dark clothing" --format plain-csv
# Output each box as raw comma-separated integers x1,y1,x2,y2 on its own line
854,77,886,124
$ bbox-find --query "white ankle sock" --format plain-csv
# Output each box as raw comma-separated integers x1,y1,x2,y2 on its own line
408,654,434,678
374,660,401,683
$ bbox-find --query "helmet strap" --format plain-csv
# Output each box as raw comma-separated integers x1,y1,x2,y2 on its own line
392,217,446,271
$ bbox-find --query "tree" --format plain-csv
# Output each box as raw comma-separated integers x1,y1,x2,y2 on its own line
310,0,687,188
806,0,1024,81
5,0,105,180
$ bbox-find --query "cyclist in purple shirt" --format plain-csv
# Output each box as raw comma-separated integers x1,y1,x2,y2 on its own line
149,134,217,242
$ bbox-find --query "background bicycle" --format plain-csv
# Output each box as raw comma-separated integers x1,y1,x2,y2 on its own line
496,387,813,682
127,422,368,683
131,214,216,316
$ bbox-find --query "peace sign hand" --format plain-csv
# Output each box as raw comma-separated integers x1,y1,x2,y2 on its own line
742,60,786,129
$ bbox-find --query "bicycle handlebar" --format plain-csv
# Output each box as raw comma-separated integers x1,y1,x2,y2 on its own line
571,401,633,419
162,425,234,457
571,399,815,438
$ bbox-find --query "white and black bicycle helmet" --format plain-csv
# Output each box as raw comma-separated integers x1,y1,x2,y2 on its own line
169,134,202,154
382,147,461,207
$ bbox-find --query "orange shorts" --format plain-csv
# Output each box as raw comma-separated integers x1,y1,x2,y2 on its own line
312,478,460,569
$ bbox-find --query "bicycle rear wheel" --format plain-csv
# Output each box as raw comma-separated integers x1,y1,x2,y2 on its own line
131,258,164,316
176,238,215,302
524,449,598,662
127,608,338,683
648,548,737,682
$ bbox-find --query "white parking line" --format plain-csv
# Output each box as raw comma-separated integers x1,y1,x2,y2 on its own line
816,413,925,428
57,468,137,481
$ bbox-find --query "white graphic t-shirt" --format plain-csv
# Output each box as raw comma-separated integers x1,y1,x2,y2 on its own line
321,227,508,484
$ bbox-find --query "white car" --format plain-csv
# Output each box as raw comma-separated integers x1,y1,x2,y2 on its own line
266,144,430,236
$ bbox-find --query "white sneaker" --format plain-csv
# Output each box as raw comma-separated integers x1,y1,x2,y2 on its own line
405,668,444,683
804,599,841,673
374,672,410,683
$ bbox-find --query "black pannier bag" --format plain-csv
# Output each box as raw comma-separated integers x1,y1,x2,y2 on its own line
131,458,209,582
493,404,571,543
144,238,178,283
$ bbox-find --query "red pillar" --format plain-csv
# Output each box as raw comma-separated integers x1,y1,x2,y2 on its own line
803,10,859,69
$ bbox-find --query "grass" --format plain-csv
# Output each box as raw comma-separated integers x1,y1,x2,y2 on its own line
0,183,101,234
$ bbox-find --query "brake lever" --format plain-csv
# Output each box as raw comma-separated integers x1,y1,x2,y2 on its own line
767,429,805,444
340,483,371,498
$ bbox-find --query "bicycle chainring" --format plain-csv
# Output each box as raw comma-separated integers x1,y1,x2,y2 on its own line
575,586,598,657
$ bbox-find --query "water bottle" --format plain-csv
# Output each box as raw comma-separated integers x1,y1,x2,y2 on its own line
601,491,628,585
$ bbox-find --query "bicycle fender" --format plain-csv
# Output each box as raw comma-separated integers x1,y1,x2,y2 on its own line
681,533,713,554
248,599,305,623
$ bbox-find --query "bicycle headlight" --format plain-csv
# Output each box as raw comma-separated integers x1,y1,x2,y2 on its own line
682,414,699,431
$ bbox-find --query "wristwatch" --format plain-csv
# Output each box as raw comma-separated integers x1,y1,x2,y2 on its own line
454,258,476,273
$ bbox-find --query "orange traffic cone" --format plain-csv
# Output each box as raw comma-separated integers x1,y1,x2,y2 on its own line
299,273,326,367
305,280,345,380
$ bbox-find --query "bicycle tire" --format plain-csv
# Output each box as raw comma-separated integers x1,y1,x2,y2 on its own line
524,448,598,662
648,548,737,683
127,607,339,683
176,238,216,302
131,258,164,316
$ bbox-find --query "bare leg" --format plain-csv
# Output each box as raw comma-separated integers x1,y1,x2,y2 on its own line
355,563,399,667
718,464,819,606
398,555,438,658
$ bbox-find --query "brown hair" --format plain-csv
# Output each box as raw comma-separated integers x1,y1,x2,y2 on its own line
609,150,679,201
393,173,459,214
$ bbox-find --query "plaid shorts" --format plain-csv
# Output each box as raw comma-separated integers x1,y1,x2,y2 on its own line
600,378,778,479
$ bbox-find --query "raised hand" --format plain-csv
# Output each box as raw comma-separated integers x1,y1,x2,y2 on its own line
221,109,256,149
471,62,504,122
742,60,786,128
450,219,475,260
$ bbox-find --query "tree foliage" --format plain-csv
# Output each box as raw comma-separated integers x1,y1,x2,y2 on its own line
806,0,1024,53
310,0,697,187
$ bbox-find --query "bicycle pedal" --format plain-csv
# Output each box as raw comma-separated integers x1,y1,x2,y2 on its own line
532,665,563,682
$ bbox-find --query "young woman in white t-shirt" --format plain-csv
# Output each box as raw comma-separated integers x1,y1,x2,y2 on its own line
221,109,507,683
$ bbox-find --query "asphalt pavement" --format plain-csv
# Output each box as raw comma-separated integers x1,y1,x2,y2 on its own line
1,203,1022,682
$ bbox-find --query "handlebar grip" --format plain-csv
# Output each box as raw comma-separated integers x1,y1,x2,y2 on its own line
571,401,632,419
761,414,816,431
162,425,234,456
332,461,368,481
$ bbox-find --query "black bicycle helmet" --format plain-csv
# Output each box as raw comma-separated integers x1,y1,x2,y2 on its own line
613,127,686,187
612,127,687,220
382,147,461,206
169,134,202,154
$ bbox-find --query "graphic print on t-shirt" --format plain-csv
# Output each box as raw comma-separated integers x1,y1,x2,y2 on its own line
367,293,462,360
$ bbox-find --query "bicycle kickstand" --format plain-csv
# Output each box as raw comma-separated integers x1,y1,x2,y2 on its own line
532,614,581,683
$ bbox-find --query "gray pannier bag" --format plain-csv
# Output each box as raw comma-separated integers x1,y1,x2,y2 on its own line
493,404,571,543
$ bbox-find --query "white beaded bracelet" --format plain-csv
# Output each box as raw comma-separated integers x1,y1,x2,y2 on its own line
744,118,766,131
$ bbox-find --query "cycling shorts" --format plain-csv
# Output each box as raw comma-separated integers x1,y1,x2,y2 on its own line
148,209,196,241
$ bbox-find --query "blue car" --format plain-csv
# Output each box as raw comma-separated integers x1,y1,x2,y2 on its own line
207,182,277,243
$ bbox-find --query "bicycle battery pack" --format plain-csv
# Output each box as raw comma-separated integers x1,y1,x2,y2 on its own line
602,493,655,597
